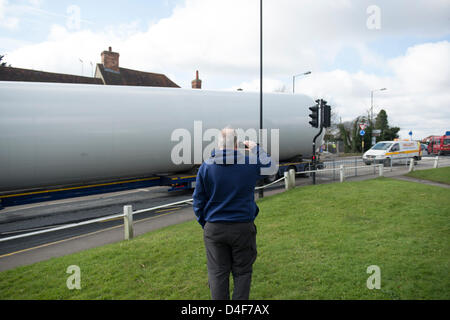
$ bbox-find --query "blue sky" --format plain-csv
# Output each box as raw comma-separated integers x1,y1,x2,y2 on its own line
1,0,449,139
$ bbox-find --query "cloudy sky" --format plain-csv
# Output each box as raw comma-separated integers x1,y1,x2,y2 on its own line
1,0,449,140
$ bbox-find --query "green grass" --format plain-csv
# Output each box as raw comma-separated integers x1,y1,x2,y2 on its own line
406,166,450,185
0,177,449,300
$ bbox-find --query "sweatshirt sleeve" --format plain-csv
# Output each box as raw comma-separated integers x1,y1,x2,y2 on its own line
193,165,207,228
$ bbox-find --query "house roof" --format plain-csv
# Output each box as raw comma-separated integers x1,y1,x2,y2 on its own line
0,65,180,88
95,64,180,88
0,66,103,85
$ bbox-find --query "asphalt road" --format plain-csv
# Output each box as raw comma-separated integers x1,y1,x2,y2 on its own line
0,186,194,256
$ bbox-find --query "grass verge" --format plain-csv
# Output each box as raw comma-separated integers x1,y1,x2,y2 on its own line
0,177,449,299
406,166,450,185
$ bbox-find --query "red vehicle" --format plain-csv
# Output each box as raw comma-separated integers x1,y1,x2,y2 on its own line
427,134,450,155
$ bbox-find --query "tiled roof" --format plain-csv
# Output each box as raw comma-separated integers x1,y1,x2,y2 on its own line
0,66,103,85
0,65,180,88
96,64,180,87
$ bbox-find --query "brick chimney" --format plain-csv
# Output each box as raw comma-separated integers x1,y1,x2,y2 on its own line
191,70,202,89
101,46,120,72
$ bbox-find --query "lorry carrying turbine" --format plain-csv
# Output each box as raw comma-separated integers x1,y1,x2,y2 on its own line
0,81,323,195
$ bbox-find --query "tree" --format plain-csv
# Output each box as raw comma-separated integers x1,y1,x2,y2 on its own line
337,121,353,153
375,109,388,131
374,109,400,141
321,109,341,153
336,114,374,153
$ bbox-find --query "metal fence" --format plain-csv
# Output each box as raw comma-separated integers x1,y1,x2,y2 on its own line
0,198,194,243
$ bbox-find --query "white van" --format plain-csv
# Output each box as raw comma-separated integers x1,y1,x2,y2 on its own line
363,140,422,166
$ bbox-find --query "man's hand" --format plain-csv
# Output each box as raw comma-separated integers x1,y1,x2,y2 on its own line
243,140,257,150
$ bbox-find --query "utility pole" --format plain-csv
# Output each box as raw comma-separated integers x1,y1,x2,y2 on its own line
370,87,387,124
258,0,264,199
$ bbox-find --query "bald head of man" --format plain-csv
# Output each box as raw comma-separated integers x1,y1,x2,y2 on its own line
218,127,257,151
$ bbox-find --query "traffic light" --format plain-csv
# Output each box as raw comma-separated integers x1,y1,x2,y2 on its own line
321,100,331,128
309,100,320,128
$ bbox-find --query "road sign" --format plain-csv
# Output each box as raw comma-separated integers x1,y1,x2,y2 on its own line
359,123,367,130
360,129,365,136
409,131,413,136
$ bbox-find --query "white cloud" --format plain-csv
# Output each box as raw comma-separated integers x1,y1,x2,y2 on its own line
388,41,450,94
294,41,450,139
230,78,287,93
28,0,42,7
5,0,449,75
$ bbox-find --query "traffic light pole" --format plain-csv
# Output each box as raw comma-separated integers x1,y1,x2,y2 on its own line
308,98,330,185
312,122,323,185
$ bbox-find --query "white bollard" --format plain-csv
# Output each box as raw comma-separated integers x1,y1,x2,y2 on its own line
284,169,296,190
289,168,296,189
378,163,384,177
408,158,414,172
434,156,439,168
123,205,134,240
284,171,290,190
339,165,345,183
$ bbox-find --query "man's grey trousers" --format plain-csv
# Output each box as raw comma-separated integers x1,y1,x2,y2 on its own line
203,221,257,300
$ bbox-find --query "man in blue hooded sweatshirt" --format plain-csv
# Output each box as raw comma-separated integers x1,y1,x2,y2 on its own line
193,127,272,300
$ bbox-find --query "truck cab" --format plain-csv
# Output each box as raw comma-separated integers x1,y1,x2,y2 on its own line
428,135,450,156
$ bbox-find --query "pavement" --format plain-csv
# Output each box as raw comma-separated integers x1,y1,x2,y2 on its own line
390,175,450,189
1,158,449,272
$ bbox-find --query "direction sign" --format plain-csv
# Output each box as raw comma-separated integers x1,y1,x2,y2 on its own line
360,129,365,136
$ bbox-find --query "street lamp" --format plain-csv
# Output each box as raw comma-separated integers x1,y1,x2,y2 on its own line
371,87,387,124
259,0,264,199
293,71,311,93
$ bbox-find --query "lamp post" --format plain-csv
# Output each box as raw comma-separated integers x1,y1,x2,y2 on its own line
258,0,264,199
370,87,387,147
370,87,387,124
292,71,311,93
